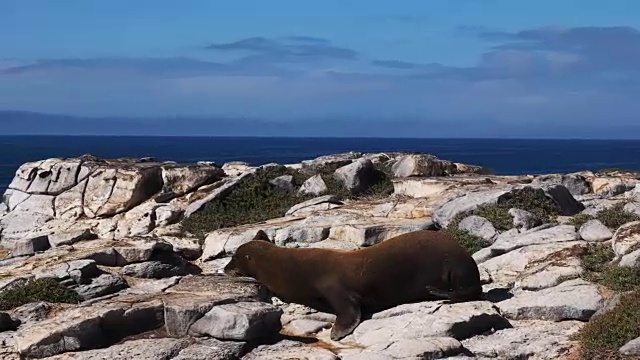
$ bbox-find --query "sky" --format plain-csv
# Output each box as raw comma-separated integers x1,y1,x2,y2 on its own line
2,0,640,137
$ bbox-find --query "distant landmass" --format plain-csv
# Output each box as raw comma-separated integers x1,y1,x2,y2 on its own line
3,110,640,139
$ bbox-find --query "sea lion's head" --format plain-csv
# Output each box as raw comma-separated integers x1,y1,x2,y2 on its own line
223,230,273,278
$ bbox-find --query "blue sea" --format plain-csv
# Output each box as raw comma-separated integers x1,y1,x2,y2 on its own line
2,136,640,194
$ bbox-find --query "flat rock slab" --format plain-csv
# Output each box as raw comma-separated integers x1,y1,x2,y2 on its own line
189,301,283,341
352,301,511,347
242,339,338,360
165,274,269,301
489,225,579,254
496,279,604,321
461,320,584,359
44,338,189,360
479,241,587,285
340,337,464,360
15,299,164,359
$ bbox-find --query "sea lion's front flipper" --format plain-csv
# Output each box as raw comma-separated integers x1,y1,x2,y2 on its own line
320,282,362,341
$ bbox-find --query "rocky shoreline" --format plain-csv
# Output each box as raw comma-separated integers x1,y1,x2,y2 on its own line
1,151,640,359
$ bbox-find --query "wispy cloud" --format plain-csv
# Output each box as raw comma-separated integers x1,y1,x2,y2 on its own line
205,36,359,63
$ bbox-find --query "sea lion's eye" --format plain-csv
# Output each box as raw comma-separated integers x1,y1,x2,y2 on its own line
245,255,251,261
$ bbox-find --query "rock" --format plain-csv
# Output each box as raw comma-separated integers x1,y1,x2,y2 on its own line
162,294,220,337
298,174,328,196
532,173,592,195
334,158,377,195
73,273,128,300
15,299,164,358
508,208,542,230
242,339,338,360
184,172,253,218
490,224,579,254
592,177,635,197
496,279,604,321
44,338,190,360
283,319,331,336
47,228,96,247
164,274,269,301
624,201,640,217
121,259,193,279
161,237,202,260
285,195,343,217
433,189,510,228
0,313,19,332
461,320,583,360
480,241,587,285
514,259,583,291
301,152,360,171
579,219,613,242
341,337,464,360
10,302,51,324
221,161,253,176
154,204,183,227
158,164,225,200
620,336,640,356
11,235,50,256
457,215,496,242
269,175,296,194
612,221,640,256
352,301,511,346
85,237,175,266
33,259,101,285
391,154,458,177
172,338,246,360
83,165,163,218
536,184,586,215
189,301,283,341
591,293,623,320
0,192,55,239
53,180,88,220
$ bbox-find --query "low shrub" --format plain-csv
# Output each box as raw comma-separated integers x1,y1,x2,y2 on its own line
448,186,561,232
575,289,640,359
0,278,82,311
444,228,488,254
180,160,395,238
569,213,595,228
596,203,640,230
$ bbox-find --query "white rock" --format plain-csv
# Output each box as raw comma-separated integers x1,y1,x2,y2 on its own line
579,219,613,241
458,215,496,242
352,301,511,346
496,279,604,321
341,337,464,360
53,179,88,220
461,320,584,359
433,189,510,228
285,195,342,217
298,174,328,196
48,228,96,247
334,158,377,195
243,339,338,360
490,224,579,254
612,220,640,256
391,154,457,177
189,302,283,341
508,208,542,230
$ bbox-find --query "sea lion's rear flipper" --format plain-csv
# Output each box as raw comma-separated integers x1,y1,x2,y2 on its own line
319,282,362,341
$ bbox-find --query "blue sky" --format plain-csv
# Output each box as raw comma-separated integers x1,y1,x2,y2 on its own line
2,0,640,137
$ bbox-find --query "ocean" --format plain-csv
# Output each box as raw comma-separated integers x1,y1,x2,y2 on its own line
2,136,640,194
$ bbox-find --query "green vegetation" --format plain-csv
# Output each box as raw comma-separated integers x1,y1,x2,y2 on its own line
574,242,640,358
449,186,561,232
0,278,82,311
444,227,488,254
575,290,640,359
569,213,595,228
568,203,639,234
181,161,394,238
596,203,640,230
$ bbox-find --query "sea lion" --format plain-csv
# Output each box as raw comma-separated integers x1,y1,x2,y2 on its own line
223,229,483,341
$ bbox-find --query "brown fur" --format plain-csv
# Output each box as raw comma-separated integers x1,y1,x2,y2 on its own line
224,229,483,340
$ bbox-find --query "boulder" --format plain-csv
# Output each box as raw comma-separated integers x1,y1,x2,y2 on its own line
334,158,378,195
298,174,328,196
612,221,640,256
490,224,579,254
243,339,338,360
496,279,604,321
508,208,542,230
579,219,613,242
390,154,458,177
532,173,592,195
285,195,343,217
189,302,283,341
457,215,496,242
269,175,296,194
